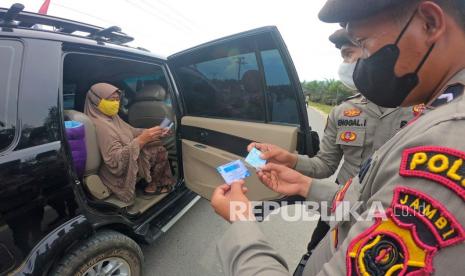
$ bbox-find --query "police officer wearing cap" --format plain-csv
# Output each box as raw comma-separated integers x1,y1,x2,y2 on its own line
241,28,417,275
211,0,465,275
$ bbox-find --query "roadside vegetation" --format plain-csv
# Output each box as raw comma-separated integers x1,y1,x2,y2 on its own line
302,79,355,114
308,101,333,114
302,79,354,106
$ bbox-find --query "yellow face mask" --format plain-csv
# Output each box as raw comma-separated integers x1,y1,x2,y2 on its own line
98,99,120,116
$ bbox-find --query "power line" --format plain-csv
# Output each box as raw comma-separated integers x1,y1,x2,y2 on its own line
51,2,117,26
142,0,197,28
124,0,192,33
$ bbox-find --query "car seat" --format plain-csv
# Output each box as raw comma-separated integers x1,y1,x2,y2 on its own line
64,110,133,208
128,84,174,128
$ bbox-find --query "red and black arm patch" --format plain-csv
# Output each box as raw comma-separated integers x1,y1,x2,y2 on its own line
392,187,465,247
400,146,465,201
332,178,353,212
331,178,354,250
346,187,465,276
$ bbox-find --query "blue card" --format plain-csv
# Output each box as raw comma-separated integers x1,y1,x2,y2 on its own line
217,160,250,184
245,147,267,170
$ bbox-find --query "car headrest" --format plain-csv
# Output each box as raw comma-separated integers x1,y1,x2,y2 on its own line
134,84,166,102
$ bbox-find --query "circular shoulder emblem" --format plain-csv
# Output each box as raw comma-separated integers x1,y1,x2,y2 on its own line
344,108,362,117
341,131,357,142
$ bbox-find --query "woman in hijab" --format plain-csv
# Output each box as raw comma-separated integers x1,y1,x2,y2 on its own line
84,82,175,203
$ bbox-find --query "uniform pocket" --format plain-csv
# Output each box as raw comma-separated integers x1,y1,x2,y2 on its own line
336,128,366,147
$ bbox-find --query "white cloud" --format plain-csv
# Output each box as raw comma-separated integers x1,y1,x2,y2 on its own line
2,0,342,81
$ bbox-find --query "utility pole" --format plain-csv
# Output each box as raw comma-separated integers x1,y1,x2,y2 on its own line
235,57,247,80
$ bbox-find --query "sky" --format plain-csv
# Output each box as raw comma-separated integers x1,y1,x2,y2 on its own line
1,0,342,81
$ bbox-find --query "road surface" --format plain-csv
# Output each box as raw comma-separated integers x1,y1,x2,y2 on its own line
142,107,329,275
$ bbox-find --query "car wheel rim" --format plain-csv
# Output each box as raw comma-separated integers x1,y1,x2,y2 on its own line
83,257,131,276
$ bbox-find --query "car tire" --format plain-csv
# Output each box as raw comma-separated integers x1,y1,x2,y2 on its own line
51,230,143,276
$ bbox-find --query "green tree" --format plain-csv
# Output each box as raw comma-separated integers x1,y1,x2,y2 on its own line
302,79,355,106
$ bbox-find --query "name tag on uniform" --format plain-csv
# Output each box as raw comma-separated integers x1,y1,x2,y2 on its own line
217,160,250,184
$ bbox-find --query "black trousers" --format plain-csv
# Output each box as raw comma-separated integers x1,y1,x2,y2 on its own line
293,179,339,276
293,218,330,276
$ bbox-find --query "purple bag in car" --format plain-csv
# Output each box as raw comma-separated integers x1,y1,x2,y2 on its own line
64,121,86,177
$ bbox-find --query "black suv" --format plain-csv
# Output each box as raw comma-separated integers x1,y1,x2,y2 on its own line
0,4,317,275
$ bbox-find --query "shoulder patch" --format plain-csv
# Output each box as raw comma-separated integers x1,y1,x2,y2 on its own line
347,188,465,276
344,108,362,117
399,146,465,201
347,209,437,276
393,187,465,247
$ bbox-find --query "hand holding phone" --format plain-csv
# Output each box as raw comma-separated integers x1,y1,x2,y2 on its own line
160,118,174,137
160,117,172,128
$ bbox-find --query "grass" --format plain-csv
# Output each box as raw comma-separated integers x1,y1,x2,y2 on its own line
308,101,333,115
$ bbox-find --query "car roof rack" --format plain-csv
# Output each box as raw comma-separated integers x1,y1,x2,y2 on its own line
0,3,134,45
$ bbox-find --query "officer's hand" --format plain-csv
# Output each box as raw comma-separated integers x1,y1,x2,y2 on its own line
257,163,312,198
248,142,298,168
211,180,255,223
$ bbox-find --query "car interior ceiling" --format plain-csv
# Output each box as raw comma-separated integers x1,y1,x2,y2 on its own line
62,53,178,214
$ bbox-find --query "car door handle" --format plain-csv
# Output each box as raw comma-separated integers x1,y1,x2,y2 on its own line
200,131,208,138
194,144,207,149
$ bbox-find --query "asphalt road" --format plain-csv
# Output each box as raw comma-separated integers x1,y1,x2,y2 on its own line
142,107,330,276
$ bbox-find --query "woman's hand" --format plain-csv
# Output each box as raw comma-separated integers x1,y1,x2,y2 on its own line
161,128,173,137
247,142,298,168
257,163,312,198
136,127,163,147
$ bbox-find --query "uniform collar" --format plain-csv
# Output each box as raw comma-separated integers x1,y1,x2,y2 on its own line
427,68,465,108
349,93,399,117
365,99,398,118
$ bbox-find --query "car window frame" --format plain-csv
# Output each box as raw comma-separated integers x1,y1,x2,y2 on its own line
0,38,24,155
168,27,307,128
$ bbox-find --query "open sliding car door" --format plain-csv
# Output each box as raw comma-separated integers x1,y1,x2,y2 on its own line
168,26,316,201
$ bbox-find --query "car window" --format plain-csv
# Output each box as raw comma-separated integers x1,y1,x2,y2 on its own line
0,40,22,152
171,31,302,125
63,83,77,110
171,39,266,122
122,70,171,107
261,49,299,124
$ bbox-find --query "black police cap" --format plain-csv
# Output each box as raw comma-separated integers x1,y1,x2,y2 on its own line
329,29,355,49
319,0,405,23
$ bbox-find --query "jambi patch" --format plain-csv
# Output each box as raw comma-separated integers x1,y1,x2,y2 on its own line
346,188,465,276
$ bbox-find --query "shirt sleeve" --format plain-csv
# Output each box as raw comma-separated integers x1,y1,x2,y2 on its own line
217,179,342,276
217,221,290,276
294,108,343,179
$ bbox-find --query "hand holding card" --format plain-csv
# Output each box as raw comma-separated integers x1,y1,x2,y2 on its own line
245,147,267,170
217,160,250,184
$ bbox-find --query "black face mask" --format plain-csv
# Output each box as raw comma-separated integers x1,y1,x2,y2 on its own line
353,11,435,108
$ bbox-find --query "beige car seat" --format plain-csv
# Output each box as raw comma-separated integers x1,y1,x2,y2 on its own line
64,110,132,208
128,84,174,128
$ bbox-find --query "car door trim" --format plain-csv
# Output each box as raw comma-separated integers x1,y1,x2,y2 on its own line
180,125,252,157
